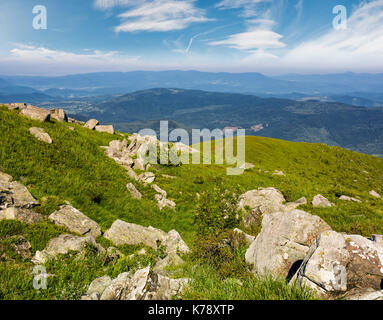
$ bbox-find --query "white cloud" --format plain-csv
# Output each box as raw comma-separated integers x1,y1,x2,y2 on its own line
216,0,272,17
209,28,285,50
94,0,212,32
1,45,140,75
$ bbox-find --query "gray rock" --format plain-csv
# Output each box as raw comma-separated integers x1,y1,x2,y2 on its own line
84,119,99,130
95,125,114,135
154,253,185,272
20,105,50,122
245,210,331,278
32,234,104,264
8,181,39,208
312,194,335,208
49,205,101,238
339,195,362,203
100,272,133,300
87,276,112,299
233,228,256,246
0,207,43,224
103,219,167,249
138,172,156,184
29,127,52,144
5,103,27,110
132,158,145,170
162,230,190,255
294,230,383,297
239,163,255,170
50,109,68,122
155,193,176,210
126,183,142,199
369,190,381,198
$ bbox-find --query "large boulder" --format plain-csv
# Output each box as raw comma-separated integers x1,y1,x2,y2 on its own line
5,103,27,110
29,127,52,144
294,230,383,297
20,105,50,122
49,205,101,238
84,267,189,300
95,125,114,135
8,181,39,209
103,220,167,249
161,230,190,255
238,187,305,227
84,119,99,130
0,207,43,224
245,210,331,279
32,234,104,264
50,109,68,122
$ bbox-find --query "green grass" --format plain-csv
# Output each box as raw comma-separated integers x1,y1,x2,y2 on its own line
1,105,383,300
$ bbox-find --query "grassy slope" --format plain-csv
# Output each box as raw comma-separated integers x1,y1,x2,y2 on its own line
1,105,383,299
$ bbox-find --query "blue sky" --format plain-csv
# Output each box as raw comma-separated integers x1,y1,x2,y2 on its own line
0,0,383,75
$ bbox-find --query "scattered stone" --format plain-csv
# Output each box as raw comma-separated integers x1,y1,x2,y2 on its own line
84,119,99,130
95,125,114,135
162,230,190,255
369,190,381,198
32,234,104,264
8,181,39,209
294,230,383,297
152,184,167,197
138,172,156,184
154,252,185,272
86,266,189,300
312,194,335,208
29,127,52,144
50,108,68,122
20,105,50,122
339,195,362,203
0,207,43,224
126,183,142,199
273,170,285,176
132,158,145,171
49,205,101,238
5,103,27,110
239,163,255,170
162,174,176,179
86,275,112,300
104,219,167,249
245,210,331,278
155,193,176,210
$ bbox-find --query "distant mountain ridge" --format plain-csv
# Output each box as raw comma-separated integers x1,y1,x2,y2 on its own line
76,88,383,157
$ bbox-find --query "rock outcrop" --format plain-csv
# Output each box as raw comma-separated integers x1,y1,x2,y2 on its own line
82,266,189,300
238,187,306,227
95,125,114,135
104,220,167,249
294,230,383,298
49,205,101,238
20,105,50,122
29,127,53,144
84,119,99,130
32,234,104,264
50,109,68,122
245,210,331,278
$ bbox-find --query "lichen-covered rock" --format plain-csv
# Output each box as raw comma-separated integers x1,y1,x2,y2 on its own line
32,234,104,264
294,230,383,297
162,230,190,255
20,105,50,122
85,276,112,300
95,125,114,135
245,210,331,278
103,219,167,249
0,207,43,224
84,119,99,130
50,109,68,122
8,181,39,209
312,194,335,207
126,183,142,199
138,172,156,184
49,205,101,238
89,266,189,300
29,127,53,144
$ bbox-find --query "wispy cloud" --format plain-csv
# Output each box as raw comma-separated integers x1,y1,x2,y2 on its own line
95,0,212,32
216,0,272,17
